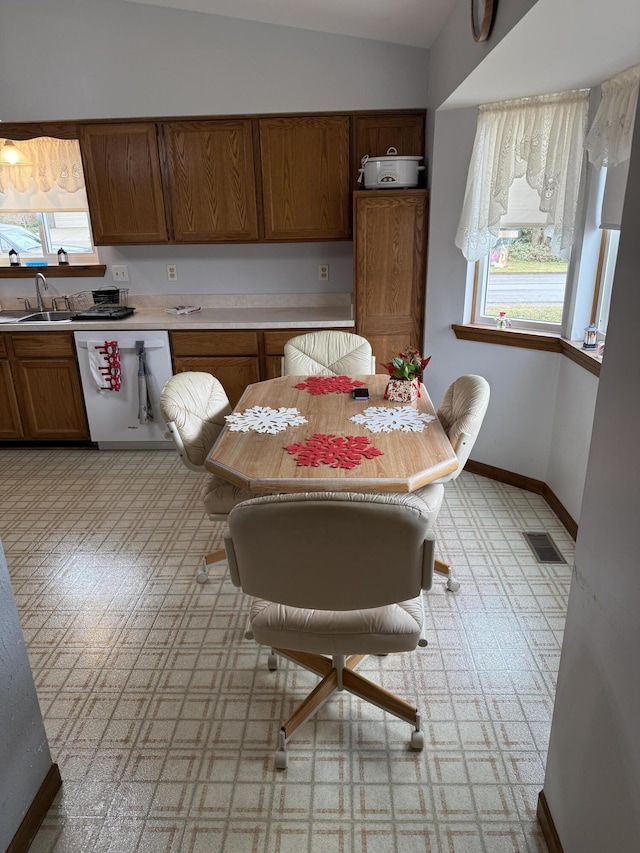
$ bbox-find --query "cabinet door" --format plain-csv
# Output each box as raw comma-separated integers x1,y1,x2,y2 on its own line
259,116,351,240
173,357,260,408
353,113,425,190
80,123,169,244
265,356,283,380
163,120,259,242
0,359,24,439
354,190,428,369
14,359,89,440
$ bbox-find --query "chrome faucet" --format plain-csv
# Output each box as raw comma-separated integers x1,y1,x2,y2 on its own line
34,272,48,312
51,295,71,311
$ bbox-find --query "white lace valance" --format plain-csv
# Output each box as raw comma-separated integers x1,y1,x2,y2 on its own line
455,89,590,262
585,64,640,168
0,137,85,195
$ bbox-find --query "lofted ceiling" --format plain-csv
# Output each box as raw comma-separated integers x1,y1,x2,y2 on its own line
122,0,640,108
123,0,457,49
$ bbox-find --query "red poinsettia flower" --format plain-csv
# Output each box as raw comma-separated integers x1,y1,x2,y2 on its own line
381,346,431,381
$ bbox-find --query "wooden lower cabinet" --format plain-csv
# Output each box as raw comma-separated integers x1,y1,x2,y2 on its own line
170,331,260,407
173,355,260,408
0,332,89,441
0,358,23,438
171,328,350,402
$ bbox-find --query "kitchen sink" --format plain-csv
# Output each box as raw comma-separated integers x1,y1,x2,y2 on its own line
0,310,76,323
0,310,39,323
16,311,76,323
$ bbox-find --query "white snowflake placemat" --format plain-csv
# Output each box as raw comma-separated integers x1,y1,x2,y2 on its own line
350,405,436,433
224,406,307,434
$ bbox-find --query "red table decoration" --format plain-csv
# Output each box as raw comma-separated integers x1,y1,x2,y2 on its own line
294,375,365,395
284,434,383,469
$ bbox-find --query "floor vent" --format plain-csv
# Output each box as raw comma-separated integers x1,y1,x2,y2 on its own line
522,532,566,564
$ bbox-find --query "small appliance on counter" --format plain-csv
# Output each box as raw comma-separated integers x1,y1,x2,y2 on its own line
357,147,425,189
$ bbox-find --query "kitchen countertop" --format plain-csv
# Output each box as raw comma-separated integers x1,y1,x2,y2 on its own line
0,294,355,332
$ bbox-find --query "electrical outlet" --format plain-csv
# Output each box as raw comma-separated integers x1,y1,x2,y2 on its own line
318,264,329,282
167,264,178,282
111,265,129,282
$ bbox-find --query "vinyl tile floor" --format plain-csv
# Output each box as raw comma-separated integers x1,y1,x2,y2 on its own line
0,448,575,853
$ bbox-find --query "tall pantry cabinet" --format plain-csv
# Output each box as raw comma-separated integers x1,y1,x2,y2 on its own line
353,189,428,370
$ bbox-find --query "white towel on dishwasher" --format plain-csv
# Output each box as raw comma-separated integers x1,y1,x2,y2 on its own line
87,341,121,391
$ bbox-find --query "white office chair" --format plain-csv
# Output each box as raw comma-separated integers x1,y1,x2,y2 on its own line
224,490,436,769
414,374,490,592
160,371,254,583
282,330,376,376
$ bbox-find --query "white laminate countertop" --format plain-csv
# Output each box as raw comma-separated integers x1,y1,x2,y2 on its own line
1,300,355,333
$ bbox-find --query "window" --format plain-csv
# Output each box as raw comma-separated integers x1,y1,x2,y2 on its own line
0,137,99,266
475,229,569,331
0,211,96,263
473,177,570,333
593,229,619,337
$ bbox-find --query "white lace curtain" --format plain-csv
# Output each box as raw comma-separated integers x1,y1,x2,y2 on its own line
0,137,85,195
455,90,590,262
585,63,640,168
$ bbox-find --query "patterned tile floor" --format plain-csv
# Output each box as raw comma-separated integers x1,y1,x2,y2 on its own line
0,448,575,852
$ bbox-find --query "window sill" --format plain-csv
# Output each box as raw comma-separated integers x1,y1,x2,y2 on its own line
0,265,106,279
452,323,601,377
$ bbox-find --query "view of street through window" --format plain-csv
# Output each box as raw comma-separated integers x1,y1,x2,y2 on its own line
484,228,568,324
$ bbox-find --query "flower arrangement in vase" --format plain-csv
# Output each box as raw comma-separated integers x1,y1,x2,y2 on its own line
382,346,431,402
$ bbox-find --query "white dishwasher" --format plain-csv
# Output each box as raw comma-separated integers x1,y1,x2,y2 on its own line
74,330,174,449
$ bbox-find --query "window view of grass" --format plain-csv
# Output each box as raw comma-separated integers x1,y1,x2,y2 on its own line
484,228,568,324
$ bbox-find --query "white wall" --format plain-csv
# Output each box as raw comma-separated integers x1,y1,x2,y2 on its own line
0,0,430,121
424,4,600,518
0,242,356,305
547,358,598,521
542,100,640,853
0,541,54,851
0,0,429,302
424,106,567,485
425,0,540,173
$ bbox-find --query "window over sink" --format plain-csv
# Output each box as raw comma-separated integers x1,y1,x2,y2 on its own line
0,137,99,266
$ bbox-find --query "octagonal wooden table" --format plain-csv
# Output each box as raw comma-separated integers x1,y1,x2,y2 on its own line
205,374,458,494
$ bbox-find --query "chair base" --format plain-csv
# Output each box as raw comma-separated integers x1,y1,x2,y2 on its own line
434,558,460,592
269,648,423,769
196,548,226,584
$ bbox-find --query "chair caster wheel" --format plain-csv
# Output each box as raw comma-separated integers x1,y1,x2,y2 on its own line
274,749,289,769
446,578,460,592
267,652,278,671
196,570,209,584
410,730,424,751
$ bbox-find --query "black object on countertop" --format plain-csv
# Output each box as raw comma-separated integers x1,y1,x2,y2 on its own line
72,306,136,321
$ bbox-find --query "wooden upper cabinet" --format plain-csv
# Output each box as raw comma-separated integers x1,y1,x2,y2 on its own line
163,120,259,242
80,123,169,245
259,115,351,241
353,112,426,190
76,110,425,246
353,189,428,369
